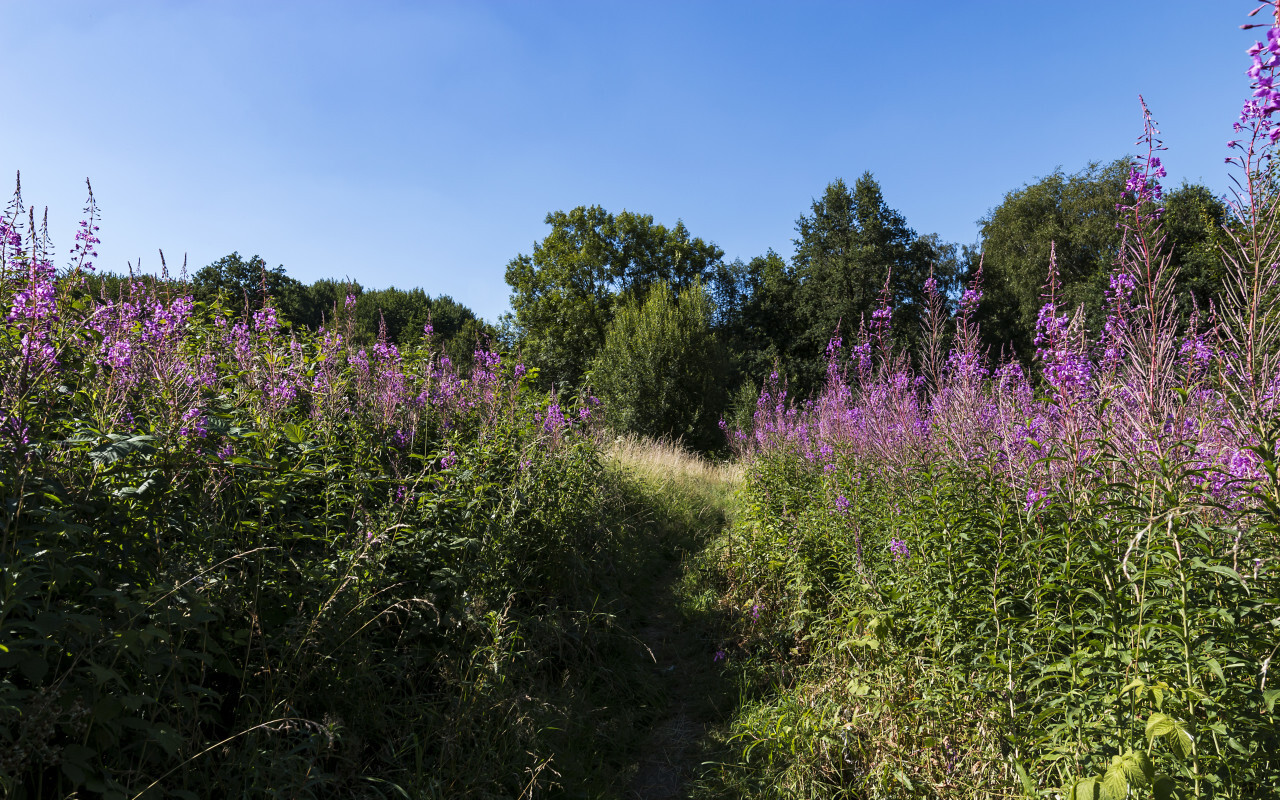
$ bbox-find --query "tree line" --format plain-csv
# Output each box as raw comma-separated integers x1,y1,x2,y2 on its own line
76,252,495,368
76,155,1228,453
504,157,1228,452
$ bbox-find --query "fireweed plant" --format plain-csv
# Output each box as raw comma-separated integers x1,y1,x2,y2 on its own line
701,7,1280,799
0,176,676,796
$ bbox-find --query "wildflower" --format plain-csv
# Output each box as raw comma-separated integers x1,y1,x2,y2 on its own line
713,649,726,663
1024,487,1048,512
889,538,910,562
178,407,208,438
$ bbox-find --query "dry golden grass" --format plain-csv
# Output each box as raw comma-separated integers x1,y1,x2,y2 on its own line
599,432,741,487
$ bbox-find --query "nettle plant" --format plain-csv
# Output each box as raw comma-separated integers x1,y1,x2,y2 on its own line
0,175,609,796
718,5,1280,799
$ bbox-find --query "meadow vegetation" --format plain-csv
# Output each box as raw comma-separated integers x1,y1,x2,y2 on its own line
5,5,1280,800
692,55,1280,800
0,204,732,796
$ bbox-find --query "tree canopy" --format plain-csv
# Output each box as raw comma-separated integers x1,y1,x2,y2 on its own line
787,174,959,395
591,280,725,451
972,160,1228,360
192,252,308,320
504,205,724,390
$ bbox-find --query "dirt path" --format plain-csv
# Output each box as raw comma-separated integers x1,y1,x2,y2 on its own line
625,556,720,799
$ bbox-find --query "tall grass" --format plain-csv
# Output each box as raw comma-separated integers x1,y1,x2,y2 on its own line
0,184,701,796
702,9,1280,798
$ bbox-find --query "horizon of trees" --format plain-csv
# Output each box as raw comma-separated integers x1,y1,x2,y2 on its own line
505,158,1230,451
68,155,1233,453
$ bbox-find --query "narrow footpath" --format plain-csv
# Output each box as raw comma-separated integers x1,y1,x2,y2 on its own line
625,557,717,799
592,436,740,799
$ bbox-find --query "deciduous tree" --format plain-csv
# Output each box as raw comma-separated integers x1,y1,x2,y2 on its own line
504,206,723,390
590,280,725,452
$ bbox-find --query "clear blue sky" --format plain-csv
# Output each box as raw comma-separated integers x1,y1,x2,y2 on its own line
1,1,1256,323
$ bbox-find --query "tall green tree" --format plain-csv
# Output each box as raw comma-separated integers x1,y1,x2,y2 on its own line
1162,181,1231,321
790,174,953,395
192,252,307,322
293,277,362,331
974,161,1230,360
711,250,800,391
504,206,724,390
590,280,726,452
348,287,492,365
974,160,1128,360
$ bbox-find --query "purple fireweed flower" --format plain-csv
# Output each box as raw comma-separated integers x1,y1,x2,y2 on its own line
179,407,208,438
7,260,57,322
540,401,566,433
0,414,31,450
1025,487,1049,512
252,305,279,333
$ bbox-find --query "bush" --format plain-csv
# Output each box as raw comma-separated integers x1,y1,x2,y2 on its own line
591,280,726,453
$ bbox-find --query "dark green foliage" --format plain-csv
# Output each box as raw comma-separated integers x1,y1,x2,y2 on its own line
346,287,493,366
192,251,309,320
974,159,1129,360
94,252,497,367
973,161,1229,361
695,441,1280,798
1162,182,1233,323
288,276,359,330
712,250,801,394
788,174,959,397
591,281,727,453
504,205,725,390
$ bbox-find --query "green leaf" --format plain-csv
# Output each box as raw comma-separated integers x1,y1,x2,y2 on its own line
1068,777,1101,800
1147,712,1175,741
1205,656,1225,685
1100,763,1127,800
1153,775,1183,800
113,478,156,498
1014,761,1036,797
1147,712,1193,760
1122,750,1155,786
88,434,156,466
1197,562,1247,588
1119,678,1146,698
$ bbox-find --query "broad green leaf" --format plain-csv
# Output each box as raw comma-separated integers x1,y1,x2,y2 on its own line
88,434,156,466
1153,775,1183,800
282,422,306,444
1100,763,1127,800
1068,777,1100,800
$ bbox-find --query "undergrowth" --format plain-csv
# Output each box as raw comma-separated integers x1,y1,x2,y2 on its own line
0,191,724,797
696,8,1280,798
